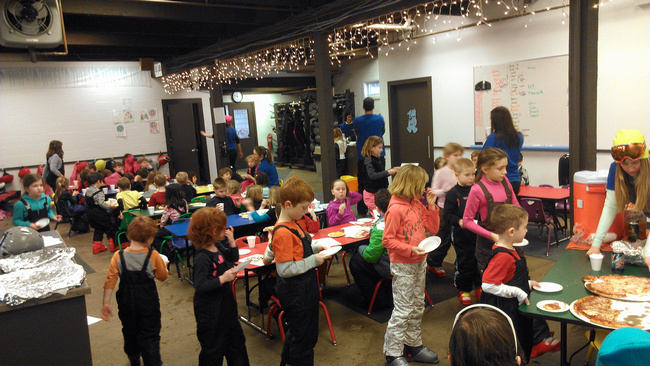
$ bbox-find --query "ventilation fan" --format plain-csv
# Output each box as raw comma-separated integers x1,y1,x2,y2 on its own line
0,0,63,48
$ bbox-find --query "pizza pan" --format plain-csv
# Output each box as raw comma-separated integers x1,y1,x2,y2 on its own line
570,298,650,330
584,280,650,302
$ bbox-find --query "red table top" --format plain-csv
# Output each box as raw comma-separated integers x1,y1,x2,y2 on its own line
518,185,570,200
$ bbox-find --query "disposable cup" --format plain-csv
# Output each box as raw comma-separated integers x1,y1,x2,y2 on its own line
589,253,604,271
102,187,108,194
148,207,155,214
216,203,225,211
110,184,115,190
247,235,256,248
73,180,78,187
82,188,87,195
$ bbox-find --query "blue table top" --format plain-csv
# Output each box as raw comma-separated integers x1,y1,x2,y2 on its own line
165,213,260,238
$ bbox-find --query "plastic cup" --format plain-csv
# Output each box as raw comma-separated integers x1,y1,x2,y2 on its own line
246,236,256,248
73,180,78,187
148,207,155,214
102,187,108,194
589,253,604,271
82,188,87,195
216,203,225,211
313,200,320,209
110,184,115,190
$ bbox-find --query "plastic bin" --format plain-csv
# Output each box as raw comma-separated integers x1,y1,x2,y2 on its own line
573,170,625,239
341,175,358,193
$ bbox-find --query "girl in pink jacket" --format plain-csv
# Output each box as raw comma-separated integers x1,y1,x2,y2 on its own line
382,165,440,366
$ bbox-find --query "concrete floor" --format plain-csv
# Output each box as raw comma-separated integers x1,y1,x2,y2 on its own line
1,167,599,365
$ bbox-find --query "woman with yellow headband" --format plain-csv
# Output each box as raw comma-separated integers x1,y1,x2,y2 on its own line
587,129,650,268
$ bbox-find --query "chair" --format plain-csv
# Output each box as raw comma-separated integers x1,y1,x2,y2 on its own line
367,277,433,314
179,212,193,219
584,329,610,365
160,218,191,280
325,251,351,285
265,269,337,346
520,198,559,256
539,184,554,188
54,200,83,237
555,185,571,232
191,196,206,203
115,209,139,250
232,236,262,302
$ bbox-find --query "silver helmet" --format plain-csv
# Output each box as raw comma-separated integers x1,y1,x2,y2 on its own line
0,227,45,256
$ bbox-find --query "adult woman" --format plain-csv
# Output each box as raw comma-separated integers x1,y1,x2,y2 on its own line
200,115,243,170
587,130,650,268
482,107,524,195
43,140,65,189
252,146,279,187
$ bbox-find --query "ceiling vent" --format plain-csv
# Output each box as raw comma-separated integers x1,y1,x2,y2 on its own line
0,0,63,48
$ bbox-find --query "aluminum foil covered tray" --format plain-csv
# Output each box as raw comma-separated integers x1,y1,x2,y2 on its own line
0,248,86,306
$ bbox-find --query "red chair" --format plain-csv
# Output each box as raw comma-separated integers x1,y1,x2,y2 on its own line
266,269,337,345
555,185,571,232
367,277,433,314
231,236,262,302
325,251,351,285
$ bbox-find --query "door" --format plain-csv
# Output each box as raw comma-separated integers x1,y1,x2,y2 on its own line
219,102,258,171
388,77,434,172
162,99,210,183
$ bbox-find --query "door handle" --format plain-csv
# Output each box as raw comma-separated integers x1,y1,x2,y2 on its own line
191,148,198,152
427,136,431,159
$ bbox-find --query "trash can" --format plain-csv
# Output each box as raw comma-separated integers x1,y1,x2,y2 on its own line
573,170,625,240
341,175,358,193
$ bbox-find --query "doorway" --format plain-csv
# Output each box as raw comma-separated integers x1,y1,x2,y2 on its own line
387,77,434,172
219,102,258,172
162,99,210,184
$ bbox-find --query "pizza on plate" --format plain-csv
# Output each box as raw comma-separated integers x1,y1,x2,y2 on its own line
544,302,564,311
328,231,344,237
582,275,650,299
572,296,647,329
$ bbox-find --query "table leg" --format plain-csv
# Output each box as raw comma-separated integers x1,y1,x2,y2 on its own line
184,237,194,285
561,322,568,366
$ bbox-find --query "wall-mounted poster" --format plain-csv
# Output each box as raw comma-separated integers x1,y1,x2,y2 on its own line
149,121,160,134
113,109,123,123
123,109,134,123
140,108,158,122
115,122,127,137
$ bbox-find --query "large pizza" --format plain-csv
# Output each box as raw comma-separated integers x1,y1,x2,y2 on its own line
582,275,650,301
571,296,650,329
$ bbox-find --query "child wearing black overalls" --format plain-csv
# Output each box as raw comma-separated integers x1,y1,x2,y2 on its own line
86,183,118,253
18,197,52,232
273,223,320,366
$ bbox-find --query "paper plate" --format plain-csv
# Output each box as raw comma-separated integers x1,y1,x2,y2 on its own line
233,258,253,272
239,249,251,255
328,232,345,238
537,300,569,313
358,218,373,223
418,236,441,253
35,217,50,228
159,254,168,263
320,246,342,256
349,221,362,225
309,234,314,237
513,238,529,247
533,282,563,293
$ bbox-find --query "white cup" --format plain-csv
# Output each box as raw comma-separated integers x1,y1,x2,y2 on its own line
216,203,225,211
246,235,256,248
82,188,87,195
148,207,155,214
73,180,78,187
102,187,108,194
589,253,604,271
313,200,320,209
110,184,115,190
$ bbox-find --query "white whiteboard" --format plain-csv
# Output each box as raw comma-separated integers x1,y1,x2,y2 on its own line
473,55,569,147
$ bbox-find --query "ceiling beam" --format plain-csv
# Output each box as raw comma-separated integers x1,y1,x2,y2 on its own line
220,76,316,92
65,31,217,48
60,0,286,25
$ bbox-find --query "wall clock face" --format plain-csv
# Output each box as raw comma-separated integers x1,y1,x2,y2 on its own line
232,91,243,103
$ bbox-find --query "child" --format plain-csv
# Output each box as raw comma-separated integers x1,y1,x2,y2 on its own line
360,135,399,214
123,153,140,175
448,304,523,366
53,176,89,232
148,174,167,207
382,165,440,366
481,204,559,360
334,127,347,177
159,183,188,227
255,171,270,198
443,158,480,305
13,173,62,232
176,171,196,202
462,147,519,273
349,189,392,306
226,179,243,209
470,151,480,167
326,179,362,226
518,153,529,186
243,185,264,211
116,177,147,211
187,207,250,365
137,156,154,173
101,216,169,366
131,168,149,192
188,171,199,187
145,171,158,191
206,178,238,215
79,168,92,189
104,161,124,187
218,167,233,181
240,155,258,192
271,176,333,365
428,142,464,278
86,171,119,253
250,186,280,224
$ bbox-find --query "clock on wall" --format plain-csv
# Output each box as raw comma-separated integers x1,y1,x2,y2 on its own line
232,91,243,103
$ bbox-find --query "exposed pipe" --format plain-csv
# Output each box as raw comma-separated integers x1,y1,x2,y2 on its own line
31,0,68,61
126,0,295,12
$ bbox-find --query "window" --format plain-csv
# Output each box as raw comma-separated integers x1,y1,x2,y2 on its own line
364,81,380,99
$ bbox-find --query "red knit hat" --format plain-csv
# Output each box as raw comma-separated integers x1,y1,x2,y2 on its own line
157,154,170,166
77,161,88,171
225,115,233,124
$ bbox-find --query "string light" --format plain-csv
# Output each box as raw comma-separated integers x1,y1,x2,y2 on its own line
163,0,605,94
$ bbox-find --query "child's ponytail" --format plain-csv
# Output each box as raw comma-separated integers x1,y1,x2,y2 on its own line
475,147,507,182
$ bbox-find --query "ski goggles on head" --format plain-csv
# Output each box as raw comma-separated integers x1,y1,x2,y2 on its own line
610,142,647,163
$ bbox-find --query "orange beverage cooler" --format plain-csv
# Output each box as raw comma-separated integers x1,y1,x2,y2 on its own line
573,170,625,239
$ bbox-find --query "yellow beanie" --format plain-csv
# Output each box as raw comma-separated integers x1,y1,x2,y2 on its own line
95,159,106,171
612,129,649,159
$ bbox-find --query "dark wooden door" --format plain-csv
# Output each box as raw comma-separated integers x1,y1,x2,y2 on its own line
221,102,258,171
162,99,210,183
388,77,434,171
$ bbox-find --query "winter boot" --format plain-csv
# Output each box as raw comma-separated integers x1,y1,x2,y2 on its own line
108,238,119,252
93,241,108,254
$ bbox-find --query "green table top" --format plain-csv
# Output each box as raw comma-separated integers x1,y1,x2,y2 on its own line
520,249,650,325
